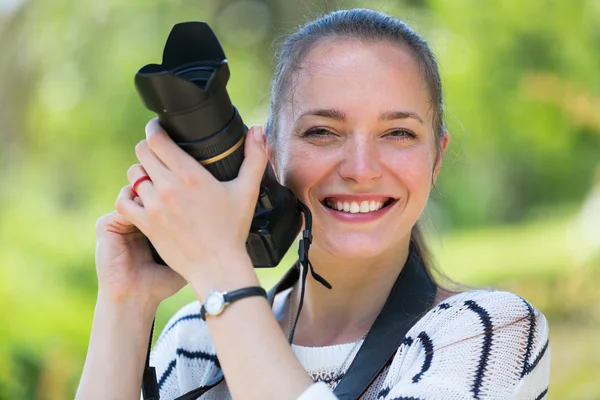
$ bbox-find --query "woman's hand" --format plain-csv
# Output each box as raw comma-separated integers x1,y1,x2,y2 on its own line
95,207,186,308
115,119,268,298
79,207,184,400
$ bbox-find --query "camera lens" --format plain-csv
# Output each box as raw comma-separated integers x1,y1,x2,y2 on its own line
173,65,215,88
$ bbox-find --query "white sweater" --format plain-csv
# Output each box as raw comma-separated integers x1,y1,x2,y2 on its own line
150,288,550,400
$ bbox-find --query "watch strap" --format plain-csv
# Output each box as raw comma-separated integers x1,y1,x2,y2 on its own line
200,286,267,320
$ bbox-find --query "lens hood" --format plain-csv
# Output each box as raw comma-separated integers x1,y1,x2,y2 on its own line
135,22,234,142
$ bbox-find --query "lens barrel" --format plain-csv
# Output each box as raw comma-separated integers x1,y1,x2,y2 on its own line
135,22,245,180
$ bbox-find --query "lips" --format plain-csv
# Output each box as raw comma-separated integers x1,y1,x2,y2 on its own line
320,196,395,214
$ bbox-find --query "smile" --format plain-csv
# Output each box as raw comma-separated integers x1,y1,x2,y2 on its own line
320,197,395,214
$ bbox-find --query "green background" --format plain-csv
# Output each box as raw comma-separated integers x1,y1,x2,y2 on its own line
0,0,599,398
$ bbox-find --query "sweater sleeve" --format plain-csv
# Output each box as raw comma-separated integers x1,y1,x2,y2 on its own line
377,291,550,400
149,301,221,400
297,382,339,400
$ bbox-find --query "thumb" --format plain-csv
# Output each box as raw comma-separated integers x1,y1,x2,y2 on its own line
96,210,136,237
237,125,268,197
113,210,135,226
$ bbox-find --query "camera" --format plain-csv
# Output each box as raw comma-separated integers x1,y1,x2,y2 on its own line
134,21,302,268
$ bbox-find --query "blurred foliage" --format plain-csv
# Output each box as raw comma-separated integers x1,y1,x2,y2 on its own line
0,0,598,399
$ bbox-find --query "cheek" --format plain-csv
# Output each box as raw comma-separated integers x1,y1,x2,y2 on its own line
275,144,326,201
384,147,434,195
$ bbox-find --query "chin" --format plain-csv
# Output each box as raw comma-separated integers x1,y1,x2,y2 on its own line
314,231,396,260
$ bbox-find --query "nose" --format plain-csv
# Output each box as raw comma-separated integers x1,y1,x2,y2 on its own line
338,135,383,184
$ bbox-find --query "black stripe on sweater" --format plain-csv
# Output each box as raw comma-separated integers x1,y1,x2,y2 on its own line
465,300,493,400
534,387,549,400
157,313,202,344
158,359,176,390
377,386,391,399
411,332,433,383
520,299,536,378
323,373,343,386
157,348,220,390
386,397,424,400
522,339,549,377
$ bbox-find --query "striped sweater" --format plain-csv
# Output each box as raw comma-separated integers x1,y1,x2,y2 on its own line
151,289,550,399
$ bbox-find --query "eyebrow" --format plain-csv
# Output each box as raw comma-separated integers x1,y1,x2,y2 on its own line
297,108,424,125
298,108,347,121
380,110,424,125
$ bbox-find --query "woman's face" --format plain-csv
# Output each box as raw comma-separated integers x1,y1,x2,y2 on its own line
269,39,449,261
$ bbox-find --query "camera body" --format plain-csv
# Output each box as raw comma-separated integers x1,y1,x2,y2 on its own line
134,22,302,268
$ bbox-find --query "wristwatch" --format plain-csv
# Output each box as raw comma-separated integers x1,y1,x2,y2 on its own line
200,286,267,320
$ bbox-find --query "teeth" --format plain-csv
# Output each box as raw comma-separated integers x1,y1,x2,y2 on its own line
325,199,389,213
369,200,377,211
359,201,370,213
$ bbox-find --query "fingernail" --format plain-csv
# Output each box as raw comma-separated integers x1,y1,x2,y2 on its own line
145,118,160,138
252,125,263,143
255,125,267,150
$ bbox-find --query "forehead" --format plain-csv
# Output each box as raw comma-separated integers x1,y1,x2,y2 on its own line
286,38,432,123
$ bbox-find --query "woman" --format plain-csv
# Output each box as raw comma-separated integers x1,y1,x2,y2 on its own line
77,9,550,400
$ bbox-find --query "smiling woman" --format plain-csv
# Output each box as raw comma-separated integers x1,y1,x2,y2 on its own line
77,8,550,400
268,37,445,273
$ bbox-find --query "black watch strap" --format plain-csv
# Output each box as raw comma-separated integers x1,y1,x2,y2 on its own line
200,286,267,320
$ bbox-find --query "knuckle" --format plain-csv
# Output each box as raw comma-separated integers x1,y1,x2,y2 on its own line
95,215,107,232
157,183,177,203
126,164,141,180
95,213,112,234
114,196,126,215
180,170,200,187
145,201,161,217
113,185,129,211
134,140,147,156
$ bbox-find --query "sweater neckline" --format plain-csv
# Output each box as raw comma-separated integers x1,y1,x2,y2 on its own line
281,287,366,350
291,337,366,350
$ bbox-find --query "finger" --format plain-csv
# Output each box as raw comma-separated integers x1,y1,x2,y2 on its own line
127,164,155,199
145,118,206,175
96,211,133,237
236,125,268,198
135,138,171,186
112,210,134,227
133,196,144,207
114,184,147,231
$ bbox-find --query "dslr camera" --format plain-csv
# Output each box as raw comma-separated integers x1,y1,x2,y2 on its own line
134,22,303,268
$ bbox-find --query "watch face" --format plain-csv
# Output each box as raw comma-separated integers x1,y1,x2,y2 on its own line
205,292,225,315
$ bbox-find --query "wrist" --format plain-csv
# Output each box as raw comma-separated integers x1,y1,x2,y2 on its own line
188,251,260,302
96,291,159,322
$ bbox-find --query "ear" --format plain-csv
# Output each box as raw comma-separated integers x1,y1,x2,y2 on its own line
265,138,282,183
432,130,450,183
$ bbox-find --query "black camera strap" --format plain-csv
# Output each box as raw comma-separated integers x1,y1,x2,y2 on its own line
265,243,436,399
333,247,436,398
144,203,437,400
166,247,435,400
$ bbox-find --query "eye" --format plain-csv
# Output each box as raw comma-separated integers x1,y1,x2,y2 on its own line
301,127,336,140
384,128,417,141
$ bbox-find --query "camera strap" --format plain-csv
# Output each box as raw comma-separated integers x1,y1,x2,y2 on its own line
264,242,436,399
145,204,437,400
